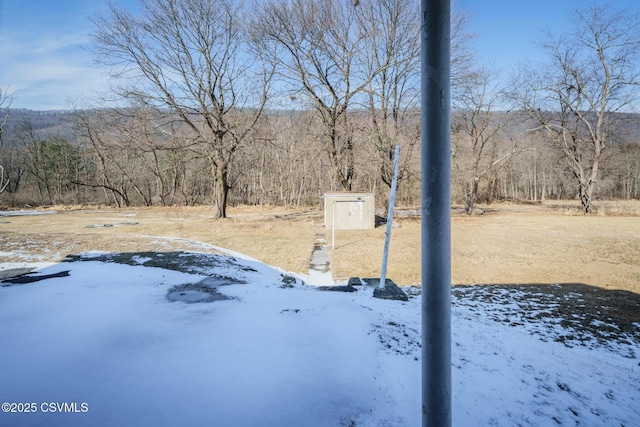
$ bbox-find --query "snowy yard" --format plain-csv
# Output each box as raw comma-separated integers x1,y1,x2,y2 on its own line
1,246,639,426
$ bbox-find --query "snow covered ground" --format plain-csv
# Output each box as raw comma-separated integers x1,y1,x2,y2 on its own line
1,247,639,426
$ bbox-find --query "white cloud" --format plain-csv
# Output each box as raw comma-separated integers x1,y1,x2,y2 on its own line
0,30,109,109
0,0,113,110
32,32,90,55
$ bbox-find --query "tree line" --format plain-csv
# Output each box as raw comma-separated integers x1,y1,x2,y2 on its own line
1,0,640,215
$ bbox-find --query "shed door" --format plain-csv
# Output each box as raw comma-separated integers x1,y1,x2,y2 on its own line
334,200,365,230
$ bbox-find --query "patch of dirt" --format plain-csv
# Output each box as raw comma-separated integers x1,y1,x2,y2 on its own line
64,251,253,278
166,282,234,303
370,320,421,361
449,284,640,358
0,230,224,263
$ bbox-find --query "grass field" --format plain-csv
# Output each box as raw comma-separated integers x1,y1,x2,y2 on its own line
1,201,639,293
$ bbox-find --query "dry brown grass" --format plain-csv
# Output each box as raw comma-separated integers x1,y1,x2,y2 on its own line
327,220,421,285
2,202,640,294
0,206,319,274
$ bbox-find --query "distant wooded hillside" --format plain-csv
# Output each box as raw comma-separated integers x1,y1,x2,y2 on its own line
1,108,639,210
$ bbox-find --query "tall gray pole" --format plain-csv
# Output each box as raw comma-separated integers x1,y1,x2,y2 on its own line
421,0,451,426
379,144,401,290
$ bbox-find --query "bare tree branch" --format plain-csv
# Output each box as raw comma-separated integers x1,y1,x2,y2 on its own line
516,2,640,213
90,0,272,217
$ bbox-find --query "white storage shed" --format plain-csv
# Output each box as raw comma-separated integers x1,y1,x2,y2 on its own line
324,192,375,230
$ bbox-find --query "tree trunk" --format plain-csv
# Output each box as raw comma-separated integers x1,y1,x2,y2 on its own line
579,183,593,214
211,163,229,219
579,145,600,213
464,179,478,214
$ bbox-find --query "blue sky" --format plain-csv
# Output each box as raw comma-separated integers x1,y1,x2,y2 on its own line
457,0,581,72
0,0,123,110
0,0,638,110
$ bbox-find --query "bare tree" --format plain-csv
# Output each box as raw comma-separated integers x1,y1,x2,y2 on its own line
452,68,521,214
519,2,640,213
74,108,154,206
615,143,640,199
90,0,272,217
0,87,10,146
450,9,478,93
0,87,12,193
12,119,83,205
356,0,420,192
252,0,375,191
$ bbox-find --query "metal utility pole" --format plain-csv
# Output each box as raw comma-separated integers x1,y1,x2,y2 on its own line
379,145,401,290
421,0,452,426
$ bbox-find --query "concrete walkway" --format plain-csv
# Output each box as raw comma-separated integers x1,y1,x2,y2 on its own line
307,227,333,286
